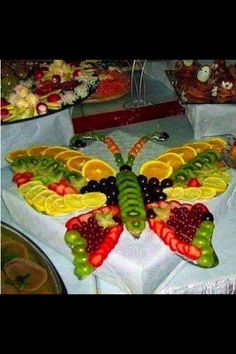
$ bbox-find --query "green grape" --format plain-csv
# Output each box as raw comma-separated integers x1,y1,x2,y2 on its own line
201,221,215,233
197,255,215,267
192,236,211,248
74,264,94,279
195,228,212,239
201,247,214,256
64,230,83,248
73,252,88,266
72,245,86,256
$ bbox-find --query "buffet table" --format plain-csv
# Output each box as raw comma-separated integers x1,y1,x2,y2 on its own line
2,112,236,294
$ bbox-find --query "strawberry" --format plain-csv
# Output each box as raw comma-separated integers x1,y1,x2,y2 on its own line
65,217,81,230
48,183,58,191
169,237,179,252
164,231,176,246
55,184,66,195
161,225,172,241
59,179,69,186
104,237,116,249
154,220,165,236
13,173,24,182
16,177,29,187
47,94,61,103
187,245,201,260
64,186,77,194
22,172,33,179
176,242,187,255
183,244,190,254
187,178,201,187
95,248,109,259
88,253,104,268
148,218,155,230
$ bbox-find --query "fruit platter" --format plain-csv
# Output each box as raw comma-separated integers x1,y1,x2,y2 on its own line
3,127,234,286
166,59,236,103
1,60,99,124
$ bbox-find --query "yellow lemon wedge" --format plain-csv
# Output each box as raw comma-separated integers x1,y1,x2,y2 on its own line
199,187,217,199
24,185,48,205
45,195,72,216
203,137,227,152
183,188,202,201
31,190,56,212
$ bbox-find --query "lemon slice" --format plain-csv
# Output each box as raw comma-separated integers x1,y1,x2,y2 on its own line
32,190,56,212
24,185,48,205
140,161,173,180
156,152,185,170
45,195,73,216
81,192,107,209
163,187,184,200
183,188,202,201
18,181,43,196
199,187,216,199
202,177,227,193
64,194,86,211
5,149,28,164
211,171,231,184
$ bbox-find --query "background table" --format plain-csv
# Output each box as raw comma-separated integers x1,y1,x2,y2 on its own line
2,113,236,294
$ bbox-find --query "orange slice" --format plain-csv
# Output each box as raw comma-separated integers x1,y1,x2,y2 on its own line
27,146,49,156
184,142,212,153
140,160,173,180
5,149,28,164
156,152,185,170
66,155,93,173
82,159,116,181
166,146,197,162
54,150,84,162
42,146,70,158
203,138,227,152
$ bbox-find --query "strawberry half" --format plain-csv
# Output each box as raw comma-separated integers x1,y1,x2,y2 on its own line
88,253,104,267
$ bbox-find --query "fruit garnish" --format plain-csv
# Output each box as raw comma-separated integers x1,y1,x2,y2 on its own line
18,181,43,196
33,69,44,81
183,187,202,201
153,204,171,221
199,187,216,199
24,185,48,205
140,160,173,180
66,155,93,173
163,187,184,200
94,211,117,228
202,177,227,193
81,159,116,181
54,150,84,162
64,194,85,211
156,152,185,170
187,178,201,187
45,194,72,216
166,146,197,162
31,190,56,212
5,149,28,164
203,137,227,152
1,108,10,120
36,103,48,115
47,94,61,103
184,142,212,153
42,146,70,157
26,145,49,156
81,192,107,209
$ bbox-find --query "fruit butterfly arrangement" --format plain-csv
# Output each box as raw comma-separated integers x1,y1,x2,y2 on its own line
6,132,229,280
63,131,222,279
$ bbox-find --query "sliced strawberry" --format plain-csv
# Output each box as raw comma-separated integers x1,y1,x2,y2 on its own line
110,224,123,235
158,201,169,209
59,179,69,186
88,253,104,268
169,237,179,252
16,177,29,186
103,237,115,250
95,248,109,259
48,183,58,191
187,244,201,260
55,184,66,195
187,178,201,187
64,186,77,194
183,243,190,254
176,241,187,255
97,205,120,217
13,173,24,182
154,220,165,236
148,218,155,230
65,217,81,230
22,172,33,179
170,200,181,210
164,231,176,245
161,225,172,240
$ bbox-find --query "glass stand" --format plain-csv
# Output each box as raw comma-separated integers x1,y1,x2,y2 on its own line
123,59,153,109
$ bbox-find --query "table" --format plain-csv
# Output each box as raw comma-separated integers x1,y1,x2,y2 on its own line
2,113,236,294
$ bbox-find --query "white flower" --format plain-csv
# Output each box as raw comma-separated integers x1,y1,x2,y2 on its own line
211,64,218,70
221,81,233,90
61,91,77,105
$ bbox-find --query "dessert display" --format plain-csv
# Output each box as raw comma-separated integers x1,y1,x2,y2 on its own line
166,60,236,103
1,60,99,123
5,131,232,282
